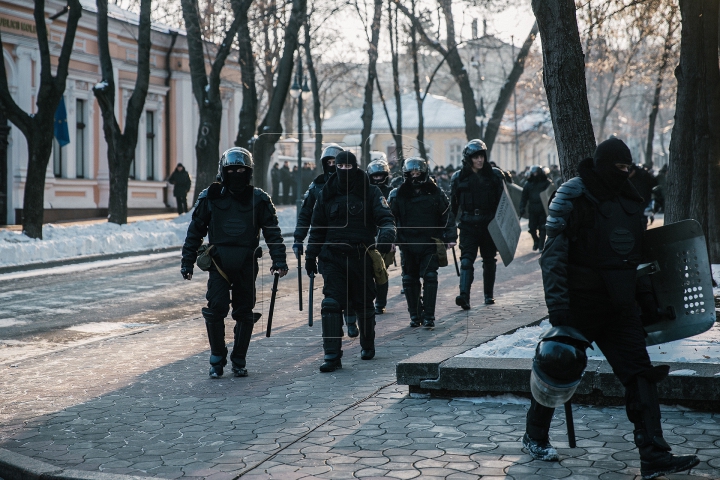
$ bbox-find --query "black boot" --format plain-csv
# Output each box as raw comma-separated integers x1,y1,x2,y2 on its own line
320,299,344,372
375,281,388,314
538,227,546,252
455,267,473,310
357,309,376,360
421,272,438,328
345,311,358,338
627,374,699,479
530,231,540,251
482,259,496,305
524,398,558,461
403,275,422,327
230,313,255,377
203,308,227,378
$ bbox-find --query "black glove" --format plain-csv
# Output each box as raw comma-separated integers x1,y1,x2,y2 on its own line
292,242,303,258
181,264,193,280
519,208,526,217
305,256,318,276
272,261,289,272
375,243,392,254
548,309,571,326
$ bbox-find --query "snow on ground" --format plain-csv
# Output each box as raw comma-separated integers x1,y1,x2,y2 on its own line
0,206,298,268
458,318,720,364
713,264,720,297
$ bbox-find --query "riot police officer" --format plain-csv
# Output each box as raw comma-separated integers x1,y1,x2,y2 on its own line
523,138,699,479
450,139,504,309
293,144,359,337
389,158,456,328
305,151,396,372
367,159,394,315
181,148,288,378
519,165,553,252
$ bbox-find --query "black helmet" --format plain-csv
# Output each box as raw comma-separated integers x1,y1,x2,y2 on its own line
367,160,390,186
530,326,593,408
217,147,253,182
462,139,488,166
402,157,429,185
320,143,345,176
530,165,542,175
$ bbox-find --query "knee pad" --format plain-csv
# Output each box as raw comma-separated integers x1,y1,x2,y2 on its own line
321,298,342,314
202,307,226,324
423,271,438,285
482,258,497,269
460,258,474,270
402,274,419,286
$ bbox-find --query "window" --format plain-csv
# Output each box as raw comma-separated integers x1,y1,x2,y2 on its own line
76,99,85,178
146,111,155,180
448,142,463,166
53,138,63,178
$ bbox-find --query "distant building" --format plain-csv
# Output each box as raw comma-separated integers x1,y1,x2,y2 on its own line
0,0,242,224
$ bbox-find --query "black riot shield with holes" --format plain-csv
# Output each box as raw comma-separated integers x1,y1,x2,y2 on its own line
640,219,715,346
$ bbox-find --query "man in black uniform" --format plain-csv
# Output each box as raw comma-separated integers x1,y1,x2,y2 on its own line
523,138,699,479
519,165,553,252
293,144,360,337
367,159,394,315
306,151,396,372
181,148,288,378
389,158,456,328
450,139,504,309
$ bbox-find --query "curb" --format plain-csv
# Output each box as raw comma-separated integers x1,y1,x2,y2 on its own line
0,448,147,480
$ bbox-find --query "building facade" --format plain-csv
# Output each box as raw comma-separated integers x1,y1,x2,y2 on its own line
0,0,243,224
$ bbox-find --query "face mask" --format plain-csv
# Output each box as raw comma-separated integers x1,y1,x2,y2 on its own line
225,170,250,192
595,162,630,193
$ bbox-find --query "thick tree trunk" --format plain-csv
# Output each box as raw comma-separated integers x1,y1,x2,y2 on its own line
409,2,427,162
0,0,82,239
484,22,538,152
253,0,306,190
234,0,257,151
304,25,322,174
195,110,224,194
389,3,403,165
360,0,383,167
531,0,596,181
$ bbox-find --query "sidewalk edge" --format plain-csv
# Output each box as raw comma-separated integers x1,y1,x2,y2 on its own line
0,448,147,480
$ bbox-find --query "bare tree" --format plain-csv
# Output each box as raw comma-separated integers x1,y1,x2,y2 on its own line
303,16,322,171
181,0,244,201
234,0,257,152
531,0,596,180
0,0,82,239
666,0,720,262
358,0,383,166
93,0,152,225
388,2,403,165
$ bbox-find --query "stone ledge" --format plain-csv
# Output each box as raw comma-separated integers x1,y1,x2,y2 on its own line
0,449,146,480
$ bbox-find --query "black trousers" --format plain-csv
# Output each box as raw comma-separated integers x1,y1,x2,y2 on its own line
175,194,188,214
321,253,376,316
527,208,545,237
400,244,438,278
458,221,497,266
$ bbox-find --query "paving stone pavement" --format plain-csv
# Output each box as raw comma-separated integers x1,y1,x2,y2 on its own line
0,233,718,479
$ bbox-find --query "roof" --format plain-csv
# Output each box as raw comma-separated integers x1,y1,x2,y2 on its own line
322,93,467,132
78,0,183,35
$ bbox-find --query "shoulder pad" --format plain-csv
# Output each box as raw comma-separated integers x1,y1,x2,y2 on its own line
254,187,271,202
555,177,585,200
451,170,461,182
388,188,398,202
491,167,505,179
198,188,209,200
207,182,223,199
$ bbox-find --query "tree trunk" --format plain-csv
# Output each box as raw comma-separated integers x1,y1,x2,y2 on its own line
234,0,257,151
484,22,538,152
409,1,427,161
304,23,322,174
360,0,383,167
0,0,82,239
531,0,596,181
645,8,678,169
253,0,307,190
389,3,403,165
182,0,244,201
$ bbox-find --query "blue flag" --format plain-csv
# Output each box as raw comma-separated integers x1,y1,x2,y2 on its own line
54,96,70,147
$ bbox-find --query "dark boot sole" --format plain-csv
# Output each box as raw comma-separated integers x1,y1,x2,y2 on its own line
319,361,342,372
641,456,700,479
455,296,470,310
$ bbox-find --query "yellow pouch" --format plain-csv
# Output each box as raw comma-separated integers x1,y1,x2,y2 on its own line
431,237,449,267
367,248,389,285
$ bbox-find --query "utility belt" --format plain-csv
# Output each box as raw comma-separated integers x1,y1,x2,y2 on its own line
463,208,493,216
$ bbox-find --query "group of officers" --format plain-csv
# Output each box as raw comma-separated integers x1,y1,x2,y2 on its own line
180,137,698,479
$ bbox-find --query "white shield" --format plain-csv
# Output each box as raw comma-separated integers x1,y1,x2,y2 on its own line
507,183,524,218
488,184,522,267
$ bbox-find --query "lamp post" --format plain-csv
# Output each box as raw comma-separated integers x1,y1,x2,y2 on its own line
290,54,312,218
512,36,520,173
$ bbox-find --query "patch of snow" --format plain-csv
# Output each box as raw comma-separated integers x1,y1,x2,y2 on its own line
712,264,719,296
0,319,27,328
94,81,109,90
669,369,697,376
0,206,298,269
458,319,720,364
454,395,531,405
66,322,150,333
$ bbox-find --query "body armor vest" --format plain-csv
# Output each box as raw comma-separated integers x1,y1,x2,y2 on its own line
395,189,446,243
323,192,376,247
207,193,261,247
457,171,499,216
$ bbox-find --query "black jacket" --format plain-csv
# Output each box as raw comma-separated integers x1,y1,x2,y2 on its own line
294,173,327,243
181,183,287,271
389,178,456,245
168,169,192,197
306,169,396,258
450,163,504,222
520,172,553,215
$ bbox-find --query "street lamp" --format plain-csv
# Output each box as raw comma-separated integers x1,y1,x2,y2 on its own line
290,54,311,218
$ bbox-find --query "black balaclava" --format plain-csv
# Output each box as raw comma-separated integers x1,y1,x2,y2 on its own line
224,167,252,194
335,151,358,190
593,138,632,193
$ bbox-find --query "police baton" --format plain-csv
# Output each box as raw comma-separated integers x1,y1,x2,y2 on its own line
452,246,460,277
266,272,280,337
296,250,303,311
308,272,315,327
564,401,576,448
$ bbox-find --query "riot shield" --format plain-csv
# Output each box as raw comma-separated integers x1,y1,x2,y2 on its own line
641,219,715,346
539,183,557,217
507,183,524,218
488,183,521,267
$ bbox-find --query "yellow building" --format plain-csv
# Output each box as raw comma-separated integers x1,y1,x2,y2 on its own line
0,0,243,224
